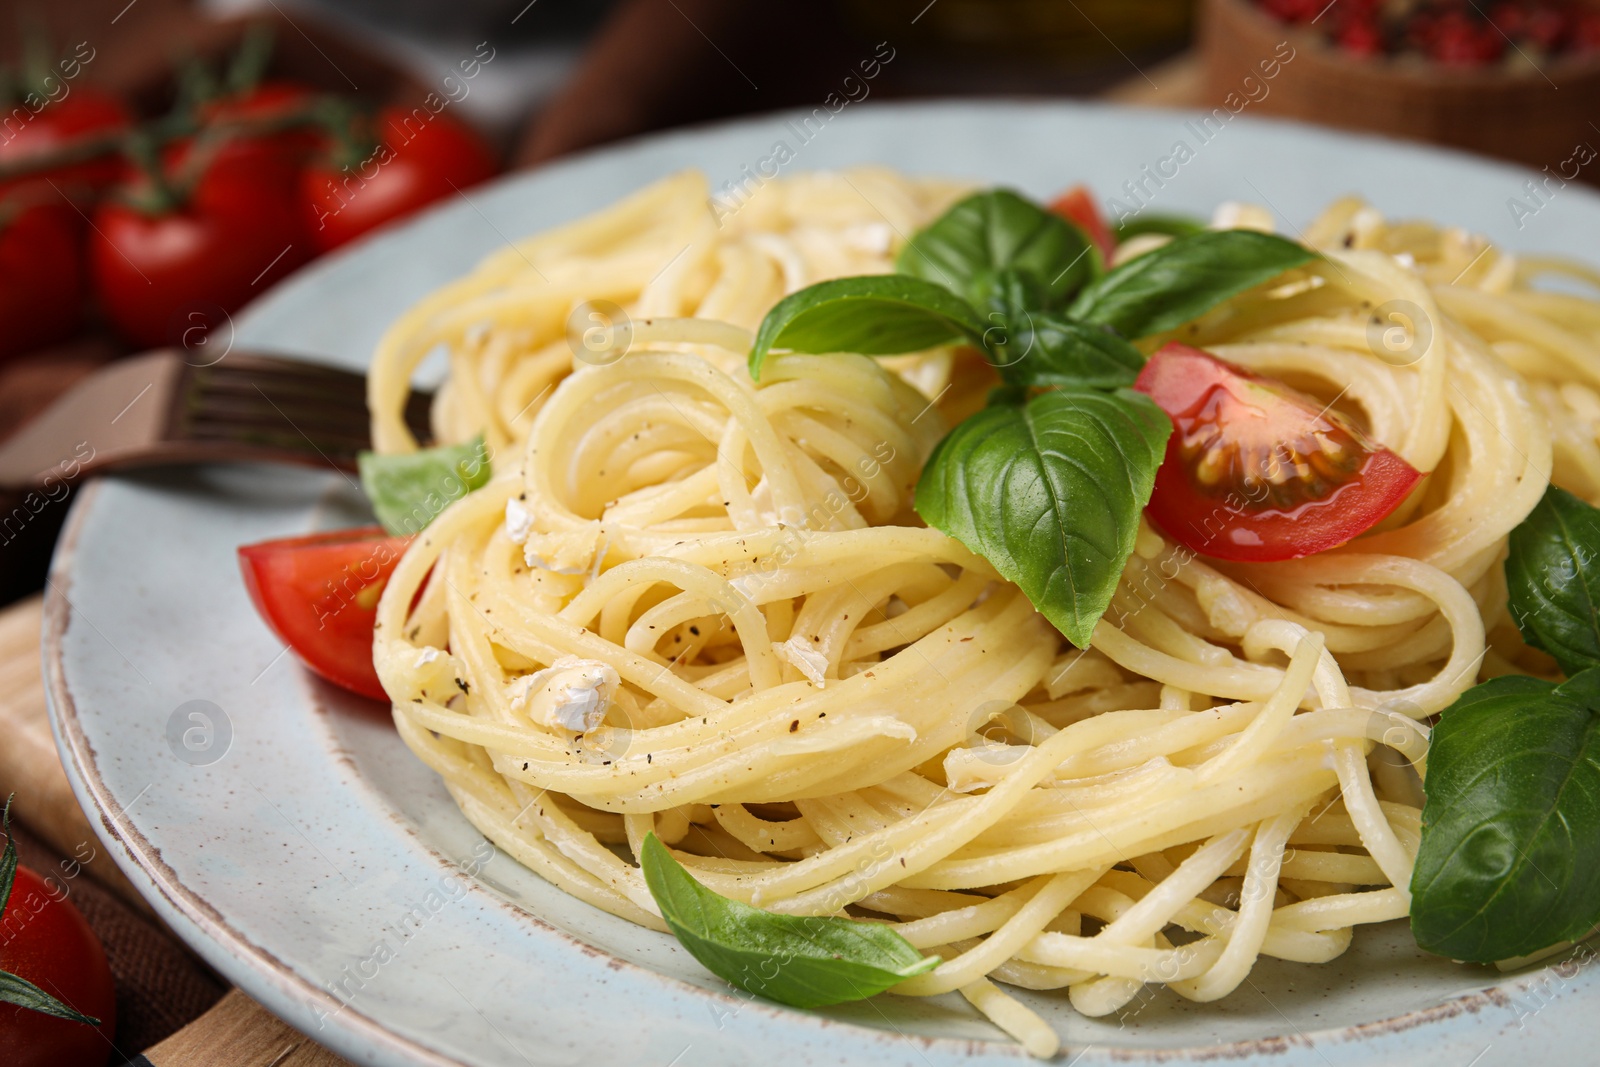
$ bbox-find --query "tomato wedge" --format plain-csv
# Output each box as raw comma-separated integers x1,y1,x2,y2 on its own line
1050,184,1115,264
1133,342,1423,562
239,527,410,699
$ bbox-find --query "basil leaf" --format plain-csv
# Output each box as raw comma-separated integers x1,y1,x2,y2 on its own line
358,436,491,536
1115,214,1206,241
1069,230,1315,339
0,796,14,916
898,189,1094,309
640,834,938,1008
0,972,101,1027
991,312,1146,390
914,388,1171,648
748,276,987,380
1410,669,1600,962
1506,485,1600,677
0,798,101,1027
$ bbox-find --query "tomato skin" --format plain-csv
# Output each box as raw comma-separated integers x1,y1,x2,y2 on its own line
0,199,84,361
1134,342,1423,562
182,81,323,194
239,527,411,700
1049,184,1115,264
90,148,311,348
0,86,131,201
0,866,116,1067
301,106,497,252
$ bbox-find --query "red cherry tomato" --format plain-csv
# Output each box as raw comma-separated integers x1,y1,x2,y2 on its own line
89,147,311,348
1133,342,1423,562
0,865,116,1067
1049,184,1115,264
0,85,130,201
239,527,411,700
0,197,84,361
301,105,497,252
186,81,323,190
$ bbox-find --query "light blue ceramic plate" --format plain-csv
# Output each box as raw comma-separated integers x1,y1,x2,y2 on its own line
44,101,1600,1066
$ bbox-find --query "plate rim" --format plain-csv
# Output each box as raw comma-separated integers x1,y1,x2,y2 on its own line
40,97,1598,1065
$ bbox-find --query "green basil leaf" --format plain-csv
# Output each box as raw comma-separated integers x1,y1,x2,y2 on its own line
0,971,101,1027
1068,230,1315,339
358,436,492,536
0,796,14,917
914,388,1171,648
991,312,1146,390
898,189,1094,308
748,275,988,380
1410,669,1600,962
1506,484,1600,677
640,833,938,1008
1115,214,1206,241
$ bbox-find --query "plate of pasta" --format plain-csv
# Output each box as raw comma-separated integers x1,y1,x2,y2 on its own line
44,100,1600,1066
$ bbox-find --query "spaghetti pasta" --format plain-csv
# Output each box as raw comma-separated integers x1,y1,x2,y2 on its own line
367,170,1578,1054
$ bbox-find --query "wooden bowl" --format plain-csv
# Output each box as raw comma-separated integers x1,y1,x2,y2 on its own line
1200,0,1600,179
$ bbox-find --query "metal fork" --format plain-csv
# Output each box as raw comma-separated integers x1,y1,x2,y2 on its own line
0,350,433,492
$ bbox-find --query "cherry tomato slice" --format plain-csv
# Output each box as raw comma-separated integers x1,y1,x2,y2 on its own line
1133,342,1423,562
238,527,410,700
0,865,116,1067
1049,184,1115,264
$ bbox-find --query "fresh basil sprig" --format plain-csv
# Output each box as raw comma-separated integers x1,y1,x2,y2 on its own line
1505,485,1600,676
1410,671,1600,962
745,188,1316,645
915,389,1170,648
1410,483,1600,962
358,435,492,536
640,834,938,1007
0,797,103,1028
897,189,1095,309
1068,229,1315,339
748,275,988,381
991,313,1146,390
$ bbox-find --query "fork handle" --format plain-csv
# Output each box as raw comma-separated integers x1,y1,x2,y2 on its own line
0,352,182,491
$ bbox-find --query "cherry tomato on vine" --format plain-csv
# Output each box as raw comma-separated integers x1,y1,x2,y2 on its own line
0,86,130,201
185,80,323,191
239,526,412,700
0,197,84,361
1133,342,1423,562
0,863,116,1067
89,146,311,348
300,105,497,252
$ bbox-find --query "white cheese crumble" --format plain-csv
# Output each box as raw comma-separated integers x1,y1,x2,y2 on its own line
778,638,830,686
509,656,619,734
504,498,533,544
